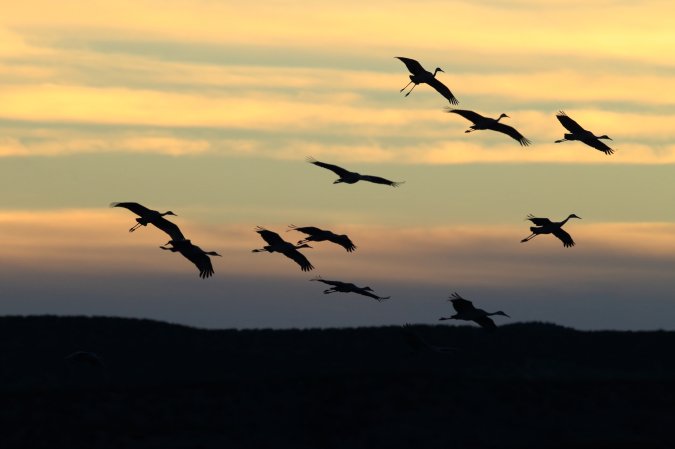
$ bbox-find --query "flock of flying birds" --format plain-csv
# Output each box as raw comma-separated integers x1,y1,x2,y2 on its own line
110,56,615,330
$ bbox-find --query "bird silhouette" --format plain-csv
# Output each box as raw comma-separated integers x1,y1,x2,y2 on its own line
439,292,510,329
395,56,459,105
252,227,314,272
445,108,531,146
311,276,389,301
111,202,185,240
160,239,221,278
64,351,105,368
521,213,581,247
555,111,614,155
287,225,356,252
306,157,404,187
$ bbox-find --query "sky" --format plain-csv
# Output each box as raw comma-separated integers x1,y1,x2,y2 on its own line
2,0,675,330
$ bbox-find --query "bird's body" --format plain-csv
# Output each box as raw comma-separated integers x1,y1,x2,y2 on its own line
160,239,221,278
252,227,314,272
555,111,614,155
287,225,356,252
521,213,581,247
65,351,104,368
311,277,389,301
111,202,184,240
395,57,459,105
306,157,404,187
401,324,455,354
439,293,509,329
445,109,531,146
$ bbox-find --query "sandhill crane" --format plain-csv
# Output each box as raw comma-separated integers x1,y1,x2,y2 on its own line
111,202,184,240
439,292,510,329
160,239,221,278
252,227,314,272
306,157,404,187
395,57,459,105
287,225,356,252
445,108,532,146
521,213,581,247
311,276,389,301
555,111,614,155
401,324,455,354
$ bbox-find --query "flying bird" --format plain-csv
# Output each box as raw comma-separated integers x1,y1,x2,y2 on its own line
64,351,105,368
111,202,184,240
311,276,389,301
445,108,532,146
555,111,614,155
401,324,456,354
160,239,221,278
395,56,459,105
439,292,510,329
252,227,314,272
306,157,404,187
287,225,356,252
521,213,581,247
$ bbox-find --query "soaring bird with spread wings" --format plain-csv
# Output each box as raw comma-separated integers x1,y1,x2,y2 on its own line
287,225,356,252
445,109,531,147
521,213,581,247
111,202,185,241
555,111,614,155
306,157,404,187
160,239,221,279
252,227,314,272
439,292,510,329
311,277,390,302
395,56,459,105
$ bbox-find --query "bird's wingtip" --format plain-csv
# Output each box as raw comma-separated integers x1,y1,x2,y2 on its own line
109,202,121,208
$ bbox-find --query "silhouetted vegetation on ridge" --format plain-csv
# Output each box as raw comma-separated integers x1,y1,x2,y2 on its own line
1,315,674,449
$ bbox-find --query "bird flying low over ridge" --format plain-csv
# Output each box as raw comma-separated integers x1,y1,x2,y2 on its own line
252,227,315,272
445,108,532,147
111,202,185,241
395,56,459,105
439,292,510,330
306,157,404,187
554,111,615,155
287,225,356,252
401,324,456,354
521,213,581,248
160,239,221,279
311,276,390,302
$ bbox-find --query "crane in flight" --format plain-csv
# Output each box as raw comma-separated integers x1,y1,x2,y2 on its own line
252,227,314,272
554,111,614,155
445,109,531,146
111,202,184,240
395,56,459,105
287,225,356,252
439,292,510,329
521,213,581,247
306,157,404,187
160,239,221,278
311,276,389,302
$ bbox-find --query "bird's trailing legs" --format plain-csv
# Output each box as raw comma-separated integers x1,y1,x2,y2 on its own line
403,83,418,97
520,233,538,243
129,222,143,232
323,289,337,294
399,80,413,93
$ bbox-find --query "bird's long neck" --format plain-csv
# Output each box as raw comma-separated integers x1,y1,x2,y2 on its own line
495,114,506,122
432,68,442,77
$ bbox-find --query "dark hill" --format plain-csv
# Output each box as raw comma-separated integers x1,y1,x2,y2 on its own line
1,316,674,449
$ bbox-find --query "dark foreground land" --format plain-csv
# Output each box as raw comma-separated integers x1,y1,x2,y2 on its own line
1,316,674,449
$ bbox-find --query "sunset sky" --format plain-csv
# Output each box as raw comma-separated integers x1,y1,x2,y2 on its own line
2,0,675,330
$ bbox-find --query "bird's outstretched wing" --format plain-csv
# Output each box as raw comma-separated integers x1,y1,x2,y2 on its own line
473,316,497,329
584,138,614,155
167,241,217,278
110,202,153,217
306,157,352,177
395,56,426,75
310,276,343,287
449,292,476,313
526,214,553,226
360,175,404,187
552,228,575,247
152,217,185,241
445,108,485,124
427,77,459,105
492,122,532,146
329,234,357,252
255,226,286,246
284,249,314,272
288,225,323,236
556,111,587,134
